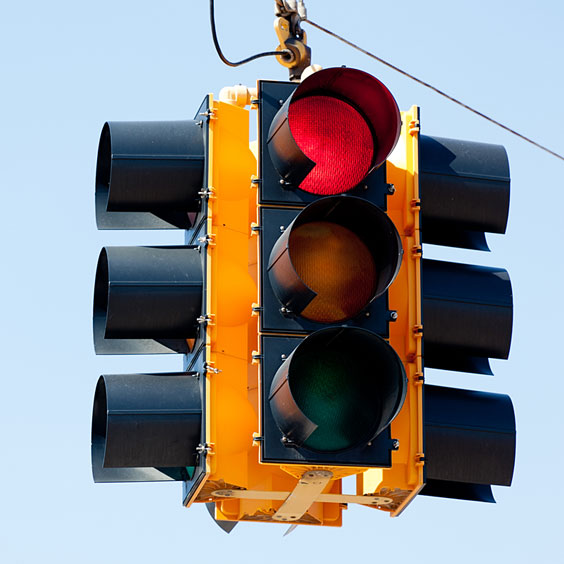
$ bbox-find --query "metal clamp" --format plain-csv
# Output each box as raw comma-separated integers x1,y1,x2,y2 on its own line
198,187,216,199
196,443,214,455
273,1,311,81
198,233,216,246
197,314,216,325
204,362,222,374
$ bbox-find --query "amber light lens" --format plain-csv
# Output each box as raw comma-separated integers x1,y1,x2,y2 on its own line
288,221,377,322
288,95,374,194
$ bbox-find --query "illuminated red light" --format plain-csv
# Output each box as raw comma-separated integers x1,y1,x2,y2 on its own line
288,95,374,195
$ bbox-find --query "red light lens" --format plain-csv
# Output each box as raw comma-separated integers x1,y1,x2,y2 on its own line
288,95,374,195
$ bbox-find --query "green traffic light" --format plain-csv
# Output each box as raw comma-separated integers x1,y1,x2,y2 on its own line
291,346,382,451
269,327,407,453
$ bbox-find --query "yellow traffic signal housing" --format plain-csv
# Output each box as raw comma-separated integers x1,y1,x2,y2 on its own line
184,97,342,526
255,67,514,521
255,68,423,521
91,88,347,528
92,65,515,529
357,107,425,515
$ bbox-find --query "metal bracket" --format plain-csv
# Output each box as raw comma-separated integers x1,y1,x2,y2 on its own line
197,313,216,326
204,361,222,374
409,119,420,135
252,432,263,447
273,2,311,81
210,469,395,521
199,109,217,120
198,187,216,200
411,244,422,258
196,443,214,455
197,233,216,247
273,470,332,521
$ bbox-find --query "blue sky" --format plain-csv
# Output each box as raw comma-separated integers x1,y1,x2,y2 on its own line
1,1,563,562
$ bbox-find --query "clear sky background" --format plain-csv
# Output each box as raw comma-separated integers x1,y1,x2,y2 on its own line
1,1,563,562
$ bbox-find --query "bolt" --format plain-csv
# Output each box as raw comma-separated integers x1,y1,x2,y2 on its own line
389,310,398,321
281,435,296,447
387,183,396,195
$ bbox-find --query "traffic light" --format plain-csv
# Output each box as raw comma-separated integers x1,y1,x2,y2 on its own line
257,66,515,519
91,92,337,529
92,109,212,485
415,134,516,503
91,65,515,528
256,67,425,518
358,126,515,507
91,97,261,497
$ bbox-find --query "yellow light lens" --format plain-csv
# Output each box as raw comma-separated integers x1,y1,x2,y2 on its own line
289,221,377,322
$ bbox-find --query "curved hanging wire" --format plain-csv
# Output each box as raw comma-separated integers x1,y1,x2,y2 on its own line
210,0,292,67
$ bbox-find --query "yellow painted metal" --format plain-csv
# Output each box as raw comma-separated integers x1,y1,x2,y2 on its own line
279,464,366,481
273,470,333,522
189,96,342,527
192,94,423,526
254,99,424,523
211,487,394,507
357,106,425,516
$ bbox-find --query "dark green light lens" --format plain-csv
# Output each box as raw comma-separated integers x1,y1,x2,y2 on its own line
269,328,407,453
291,347,381,451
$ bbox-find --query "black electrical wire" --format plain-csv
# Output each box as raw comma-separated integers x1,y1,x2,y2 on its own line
210,0,293,67
304,18,564,162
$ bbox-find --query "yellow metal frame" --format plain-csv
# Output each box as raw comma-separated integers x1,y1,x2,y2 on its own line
188,94,424,526
357,106,425,516
188,96,342,527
